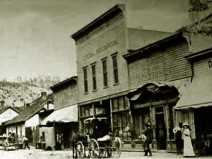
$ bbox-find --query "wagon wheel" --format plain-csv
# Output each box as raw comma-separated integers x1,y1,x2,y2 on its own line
75,141,84,158
89,138,99,158
111,137,121,158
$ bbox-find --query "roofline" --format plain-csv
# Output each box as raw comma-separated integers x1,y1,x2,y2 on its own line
50,76,77,91
9,106,21,114
5,107,46,126
127,27,173,34
4,99,50,126
123,32,184,60
71,4,125,40
0,106,21,115
26,107,46,121
4,120,25,126
185,47,212,61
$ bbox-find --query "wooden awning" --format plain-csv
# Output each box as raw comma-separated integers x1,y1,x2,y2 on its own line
128,81,178,101
175,75,212,110
42,104,78,124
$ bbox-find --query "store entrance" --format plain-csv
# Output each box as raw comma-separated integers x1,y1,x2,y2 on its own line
195,107,212,146
155,106,167,150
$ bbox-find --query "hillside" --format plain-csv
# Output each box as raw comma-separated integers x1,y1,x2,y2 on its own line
0,81,53,107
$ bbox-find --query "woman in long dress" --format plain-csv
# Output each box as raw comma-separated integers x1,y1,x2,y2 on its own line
182,122,195,157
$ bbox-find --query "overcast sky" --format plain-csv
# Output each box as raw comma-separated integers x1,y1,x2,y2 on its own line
0,0,190,81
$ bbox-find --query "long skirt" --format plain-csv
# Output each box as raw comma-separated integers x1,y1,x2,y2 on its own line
183,136,195,157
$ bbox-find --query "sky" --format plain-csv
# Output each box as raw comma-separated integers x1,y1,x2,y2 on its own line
0,0,190,82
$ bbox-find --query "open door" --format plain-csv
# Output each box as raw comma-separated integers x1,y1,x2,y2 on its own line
155,106,167,150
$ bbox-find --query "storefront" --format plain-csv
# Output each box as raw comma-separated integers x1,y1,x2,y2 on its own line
128,82,179,151
175,75,212,153
175,47,212,154
79,93,131,142
41,105,78,150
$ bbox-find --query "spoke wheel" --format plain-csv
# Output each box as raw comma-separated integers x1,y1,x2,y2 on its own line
112,137,121,158
89,138,99,158
75,141,84,158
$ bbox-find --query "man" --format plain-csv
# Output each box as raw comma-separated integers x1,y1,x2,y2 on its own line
71,131,78,158
173,122,183,155
23,136,30,150
143,123,153,156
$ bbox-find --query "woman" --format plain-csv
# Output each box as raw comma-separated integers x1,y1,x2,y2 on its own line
182,122,195,157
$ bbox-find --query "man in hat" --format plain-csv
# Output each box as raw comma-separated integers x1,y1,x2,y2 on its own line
143,122,153,156
173,122,183,155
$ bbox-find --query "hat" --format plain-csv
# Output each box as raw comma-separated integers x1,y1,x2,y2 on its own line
182,122,189,126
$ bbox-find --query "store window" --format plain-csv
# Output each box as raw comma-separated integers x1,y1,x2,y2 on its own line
112,96,129,112
112,96,130,140
80,104,92,117
113,111,130,140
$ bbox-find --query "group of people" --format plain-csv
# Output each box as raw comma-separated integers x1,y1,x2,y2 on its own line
173,122,195,157
139,122,196,157
2,132,30,150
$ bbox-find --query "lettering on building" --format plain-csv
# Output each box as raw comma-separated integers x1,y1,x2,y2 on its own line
96,40,118,54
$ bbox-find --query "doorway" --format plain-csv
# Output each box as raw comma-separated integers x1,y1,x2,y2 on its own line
155,106,167,150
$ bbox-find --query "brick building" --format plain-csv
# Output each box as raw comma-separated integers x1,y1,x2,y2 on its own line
71,4,172,141
123,32,192,151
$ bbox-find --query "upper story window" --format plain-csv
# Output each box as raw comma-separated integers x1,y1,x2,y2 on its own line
83,67,88,93
102,58,108,87
112,53,119,84
91,63,97,91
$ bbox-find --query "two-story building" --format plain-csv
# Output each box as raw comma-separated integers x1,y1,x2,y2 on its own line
123,32,192,151
71,4,173,142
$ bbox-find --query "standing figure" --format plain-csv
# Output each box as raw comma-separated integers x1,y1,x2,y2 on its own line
182,122,195,157
23,136,30,150
173,122,183,155
143,123,153,157
71,131,78,158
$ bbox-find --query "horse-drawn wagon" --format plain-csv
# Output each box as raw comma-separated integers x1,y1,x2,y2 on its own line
73,117,121,158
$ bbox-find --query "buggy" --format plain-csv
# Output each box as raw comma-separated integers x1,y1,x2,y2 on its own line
74,117,121,158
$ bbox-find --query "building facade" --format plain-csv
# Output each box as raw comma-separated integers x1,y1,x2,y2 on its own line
175,47,212,153
5,93,53,146
71,4,173,142
41,76,78,150
124,33,192,151
72,4,130,140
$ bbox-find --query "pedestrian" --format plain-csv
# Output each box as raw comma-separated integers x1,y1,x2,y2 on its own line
143,122,153,157
201,134,211,155
173,122,183,155
182,122,195,158
71,131,78,158
22,136,30,150
3,133,9,150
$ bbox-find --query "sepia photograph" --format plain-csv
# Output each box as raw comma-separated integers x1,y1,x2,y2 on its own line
0,0,212,158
